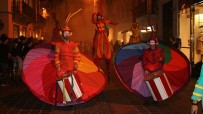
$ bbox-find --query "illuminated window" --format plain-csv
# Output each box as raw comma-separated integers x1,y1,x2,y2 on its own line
13,25,19,38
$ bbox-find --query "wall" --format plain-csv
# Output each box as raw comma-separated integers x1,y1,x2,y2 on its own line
42,0,133,45
0,0,13,38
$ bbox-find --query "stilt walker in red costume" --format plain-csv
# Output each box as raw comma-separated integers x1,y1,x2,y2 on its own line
92,12,117,80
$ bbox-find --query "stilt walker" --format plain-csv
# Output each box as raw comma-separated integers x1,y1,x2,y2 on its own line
92,0,118,81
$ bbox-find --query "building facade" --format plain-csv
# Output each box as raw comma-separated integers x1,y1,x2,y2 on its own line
0,0,46,39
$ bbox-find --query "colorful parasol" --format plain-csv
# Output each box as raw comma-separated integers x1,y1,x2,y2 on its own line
113,42,190,100
23,42,106,106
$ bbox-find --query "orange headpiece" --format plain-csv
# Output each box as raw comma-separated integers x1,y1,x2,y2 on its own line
61,26,71,32
61,8,82,32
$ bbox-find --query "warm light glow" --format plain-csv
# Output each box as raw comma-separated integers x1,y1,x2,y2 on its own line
36,34,38,38
141,26,156,33
199,14,203,22
94,0,98,12
42,8,48,19
20,30,23,36
41,37,44,40
141,30,147,33
127,31,132,35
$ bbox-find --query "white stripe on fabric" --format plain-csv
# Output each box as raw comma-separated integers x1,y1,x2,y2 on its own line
146,81,157,101
57,80,71,102
154,77,168,100
70,74,83,98
163,73,173,94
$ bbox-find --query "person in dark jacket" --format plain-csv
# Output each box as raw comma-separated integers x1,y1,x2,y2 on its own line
0,34,11,86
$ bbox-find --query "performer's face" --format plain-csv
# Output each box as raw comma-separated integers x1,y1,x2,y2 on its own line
97,15,102,20
149,40,156,49
63,31,71,40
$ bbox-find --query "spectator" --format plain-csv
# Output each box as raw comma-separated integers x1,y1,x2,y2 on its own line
0,34,11,86
191,64,203,114
17,36,26,60
113,40,121,53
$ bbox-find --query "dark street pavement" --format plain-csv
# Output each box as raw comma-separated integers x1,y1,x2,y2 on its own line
0,61,202,114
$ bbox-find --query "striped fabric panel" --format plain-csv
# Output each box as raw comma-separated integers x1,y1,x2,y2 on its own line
146,74,173,101
57,75,83,103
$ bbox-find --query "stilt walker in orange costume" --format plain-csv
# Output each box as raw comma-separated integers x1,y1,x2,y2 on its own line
122,19,142,44
92,12,117,81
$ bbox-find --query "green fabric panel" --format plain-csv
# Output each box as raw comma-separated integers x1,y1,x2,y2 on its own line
158,44,171,63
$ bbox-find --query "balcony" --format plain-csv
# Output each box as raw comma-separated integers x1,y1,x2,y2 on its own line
33,14,46,30
133,0,157,18
12,1,35,26
12,1,46,28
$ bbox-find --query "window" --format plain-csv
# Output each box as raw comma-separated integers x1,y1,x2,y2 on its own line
13,25,19,38
22,27,27,36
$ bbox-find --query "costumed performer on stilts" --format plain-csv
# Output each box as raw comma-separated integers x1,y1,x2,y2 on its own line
92,12,117,81
122,19,142,44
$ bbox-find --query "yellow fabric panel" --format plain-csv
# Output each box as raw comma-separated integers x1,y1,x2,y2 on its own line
78,55,98,73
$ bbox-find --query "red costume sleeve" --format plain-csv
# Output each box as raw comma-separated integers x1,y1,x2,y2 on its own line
159,48,165,65
92,13,97,24
142,49,148,71
72,42,80,63
104,19,117,25
54,44,60,65
73,47,80,63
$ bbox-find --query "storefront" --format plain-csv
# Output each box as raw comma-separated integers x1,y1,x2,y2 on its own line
179,1,203,65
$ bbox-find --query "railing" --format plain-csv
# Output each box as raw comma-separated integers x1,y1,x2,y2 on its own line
133,0,157,18
34,14,46,30
12,0,20,14
12,1,46,27
22,2,35,21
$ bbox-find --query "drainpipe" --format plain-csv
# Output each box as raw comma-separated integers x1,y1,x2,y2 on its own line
190,6,195,66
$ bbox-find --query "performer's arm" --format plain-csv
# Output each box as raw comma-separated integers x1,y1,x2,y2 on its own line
73,47,80,71
92,13,97,24
121,27,131,33
55,46,60,71
142,50,148,72
104,20,118,25
159,48,165,67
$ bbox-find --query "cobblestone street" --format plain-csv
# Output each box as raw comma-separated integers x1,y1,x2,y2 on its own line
0,62,202,114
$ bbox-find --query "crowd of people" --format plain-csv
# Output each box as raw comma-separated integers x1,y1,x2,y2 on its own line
0,34,41,86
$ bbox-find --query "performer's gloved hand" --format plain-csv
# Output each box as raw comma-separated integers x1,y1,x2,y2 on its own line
144,74,154,81
56,63,60,71
73,62,78,71
159,57,163,61
144,70,151,81
144,70,149,74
